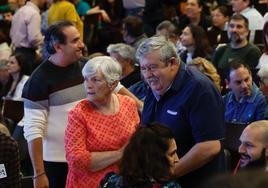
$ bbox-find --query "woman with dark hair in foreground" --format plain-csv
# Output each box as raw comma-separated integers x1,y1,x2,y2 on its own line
99,122,181,188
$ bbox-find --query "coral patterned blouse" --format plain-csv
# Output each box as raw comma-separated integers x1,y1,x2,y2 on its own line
65,94,140,188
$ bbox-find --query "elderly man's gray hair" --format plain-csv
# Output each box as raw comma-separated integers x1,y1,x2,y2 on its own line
258,64,268,87
136,36,178,63
107,43,135,64
82,56,122,86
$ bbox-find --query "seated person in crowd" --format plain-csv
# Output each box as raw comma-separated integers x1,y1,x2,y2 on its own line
187,57,221,91
256,21,268,69
0,124,21,188
236,120,268,172
213,14,261,70
179,24,212,64
178,0,211,32
65,56,140,188
4,53,29,101
107,43,141,88
0,60,9,98
156,20,186,56
231,0,264,42
122,16,147,50
257,63,268,118
207,5,229,48
223,61,266,124
100,122,181,188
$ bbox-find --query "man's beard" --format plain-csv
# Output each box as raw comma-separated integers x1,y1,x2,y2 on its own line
228,32,243,44
241,148,266,170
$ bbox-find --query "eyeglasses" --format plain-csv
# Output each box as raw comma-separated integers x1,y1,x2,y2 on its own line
140,63,169,73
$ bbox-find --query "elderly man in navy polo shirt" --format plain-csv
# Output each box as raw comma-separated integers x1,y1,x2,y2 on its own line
136,36,225,188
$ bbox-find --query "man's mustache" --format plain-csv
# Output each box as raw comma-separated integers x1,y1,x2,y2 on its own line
229,32,243,43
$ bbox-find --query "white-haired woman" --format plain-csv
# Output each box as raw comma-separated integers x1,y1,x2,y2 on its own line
64,56,140,188
258,63,268,101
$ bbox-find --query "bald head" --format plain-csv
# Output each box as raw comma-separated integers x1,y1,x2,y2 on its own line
243,121,268,146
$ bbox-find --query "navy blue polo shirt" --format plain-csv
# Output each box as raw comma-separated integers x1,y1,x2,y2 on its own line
141,63,225,188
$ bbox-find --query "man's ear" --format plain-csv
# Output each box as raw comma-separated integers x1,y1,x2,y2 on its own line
54,43,62,53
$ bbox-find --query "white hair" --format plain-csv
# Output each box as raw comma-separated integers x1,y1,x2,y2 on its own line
136,36,179,63
107,43,135,65
82,56,122,86
257,64,268,86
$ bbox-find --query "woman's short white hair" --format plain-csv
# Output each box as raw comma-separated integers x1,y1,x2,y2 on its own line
82,56,122,86
258,63,268,86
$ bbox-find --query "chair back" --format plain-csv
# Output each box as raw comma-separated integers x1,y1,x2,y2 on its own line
1,98,24,124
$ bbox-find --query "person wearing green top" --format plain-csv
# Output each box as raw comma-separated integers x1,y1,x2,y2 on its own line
213,14,261,70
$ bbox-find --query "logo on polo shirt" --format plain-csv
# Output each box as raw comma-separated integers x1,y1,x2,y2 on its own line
167,110,178,115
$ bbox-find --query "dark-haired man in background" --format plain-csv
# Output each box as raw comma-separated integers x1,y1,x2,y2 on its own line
122,16,147,50
213,14,261,70
223,62,266,124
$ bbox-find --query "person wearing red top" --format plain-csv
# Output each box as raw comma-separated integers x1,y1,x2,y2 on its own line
64,56,140,188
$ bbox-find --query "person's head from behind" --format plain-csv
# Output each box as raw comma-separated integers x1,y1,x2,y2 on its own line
136,36,180,96
227,14,249,46
107,43,135,77
257,63,268,101
122,16,144,44
120,122,179,184
44,20,84,65
7,53,30,76
239,121,268,169
185,0,203,20
225,60,252,101
188,57,221,91
82,56,122,105
180,24,211,57
156,20,180,45
211,6,229,30
231,0,252,13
